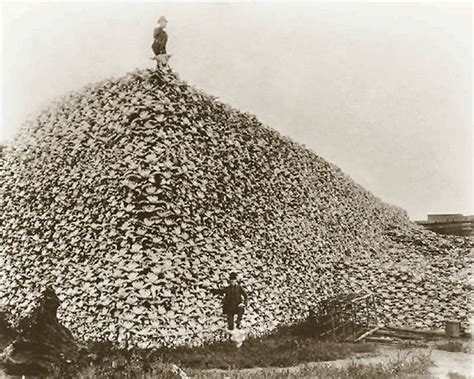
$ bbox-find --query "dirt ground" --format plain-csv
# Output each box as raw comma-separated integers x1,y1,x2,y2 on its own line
428,348,473,378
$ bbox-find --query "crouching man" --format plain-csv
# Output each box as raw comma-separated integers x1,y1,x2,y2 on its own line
210,272,248,331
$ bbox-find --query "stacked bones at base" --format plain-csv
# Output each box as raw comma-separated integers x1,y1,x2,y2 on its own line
0,67,472,348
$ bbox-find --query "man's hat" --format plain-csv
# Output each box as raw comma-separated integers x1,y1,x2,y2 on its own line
158,16,168,23
229,272,237,280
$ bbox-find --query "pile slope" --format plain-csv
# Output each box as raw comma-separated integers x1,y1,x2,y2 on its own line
0,67,471,347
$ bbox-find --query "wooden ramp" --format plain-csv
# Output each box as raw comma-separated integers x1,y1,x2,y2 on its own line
311,291,380,342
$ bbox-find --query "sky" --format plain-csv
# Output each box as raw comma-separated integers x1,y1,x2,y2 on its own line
0,1,472,220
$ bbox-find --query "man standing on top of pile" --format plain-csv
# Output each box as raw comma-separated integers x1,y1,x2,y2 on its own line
151,16,170,68
209,272,248,331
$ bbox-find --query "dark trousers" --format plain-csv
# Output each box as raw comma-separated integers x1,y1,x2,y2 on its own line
226,308,244,330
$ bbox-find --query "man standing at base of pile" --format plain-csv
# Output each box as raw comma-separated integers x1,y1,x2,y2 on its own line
210,272,248,331
151,16,170,68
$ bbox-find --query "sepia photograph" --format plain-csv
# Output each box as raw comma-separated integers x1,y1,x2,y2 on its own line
0,1,472,378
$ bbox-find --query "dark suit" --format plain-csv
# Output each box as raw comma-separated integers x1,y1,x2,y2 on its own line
211,284,248,330
152,27,168,55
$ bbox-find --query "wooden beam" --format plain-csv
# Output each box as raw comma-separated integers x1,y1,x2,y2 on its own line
355,325,381,342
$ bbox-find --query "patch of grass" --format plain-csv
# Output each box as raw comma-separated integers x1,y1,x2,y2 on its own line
335,352,433,379
436,340,467,353
44,336,375,378
398,340,428,349
159,338,370,370
71,362,181,379
46,345,182,379
156,325,376,370
189,351,434,379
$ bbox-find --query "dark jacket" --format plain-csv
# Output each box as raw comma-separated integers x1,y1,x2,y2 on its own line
152,27,168,55
212,284,248,314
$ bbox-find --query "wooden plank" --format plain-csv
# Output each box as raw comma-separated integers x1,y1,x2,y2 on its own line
355,325,381,342
374,329,426,341
384,326,446,338
365,336,400,344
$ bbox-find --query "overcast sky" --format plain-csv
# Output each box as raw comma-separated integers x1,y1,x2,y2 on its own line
0,1,472,220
